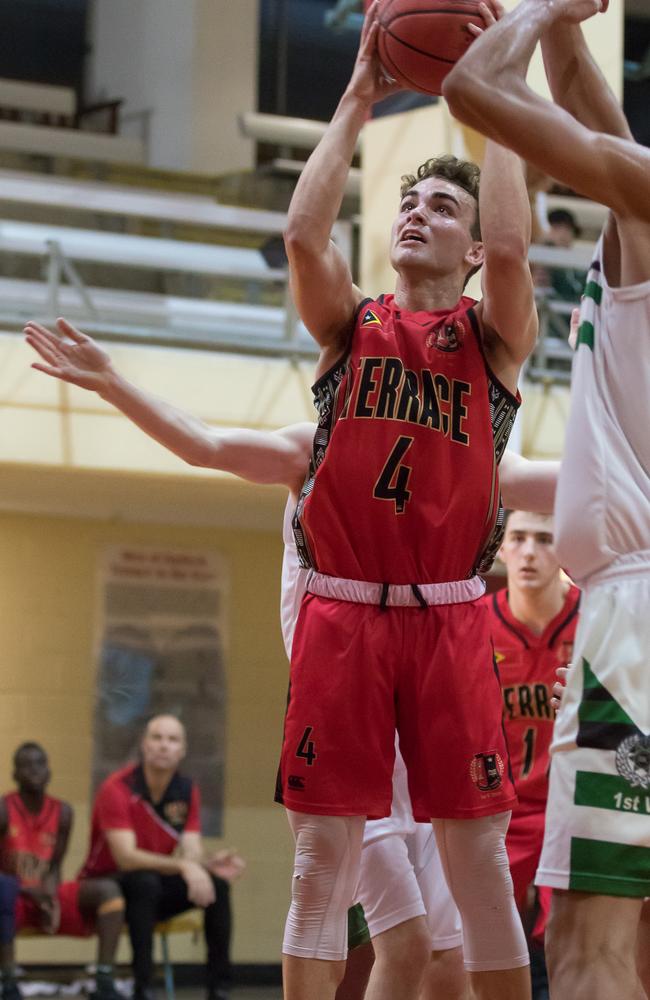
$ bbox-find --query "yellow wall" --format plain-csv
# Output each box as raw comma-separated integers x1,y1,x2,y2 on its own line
0,508,294,965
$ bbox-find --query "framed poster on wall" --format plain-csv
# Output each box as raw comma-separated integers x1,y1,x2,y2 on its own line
91,545,228,835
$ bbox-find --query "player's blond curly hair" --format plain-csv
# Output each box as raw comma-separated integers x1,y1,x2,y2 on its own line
400,154,481,240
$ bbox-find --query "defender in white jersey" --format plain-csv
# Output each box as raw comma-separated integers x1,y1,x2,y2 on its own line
24,319,560,1000
444,2,650,998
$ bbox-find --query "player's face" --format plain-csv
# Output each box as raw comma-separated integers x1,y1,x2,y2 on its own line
390,177,483,282
499,511,561,592
141,715,187,772
13,746,50,794
550,222,575,248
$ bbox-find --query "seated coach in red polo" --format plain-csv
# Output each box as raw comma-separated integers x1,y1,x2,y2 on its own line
79,715,244,1000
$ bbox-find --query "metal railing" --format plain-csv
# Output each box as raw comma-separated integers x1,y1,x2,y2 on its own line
0,166,594,379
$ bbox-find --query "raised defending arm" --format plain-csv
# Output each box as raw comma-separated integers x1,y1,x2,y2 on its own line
443,0,650,223
540,16,632,140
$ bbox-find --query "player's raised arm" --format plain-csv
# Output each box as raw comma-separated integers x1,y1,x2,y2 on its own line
283,1,400,363
25,319,313,494
475,137,538,394
442,0,650,223
540,16,632,140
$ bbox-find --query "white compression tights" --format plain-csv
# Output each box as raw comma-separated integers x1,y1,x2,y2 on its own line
432,811,530,972
282,811,365,961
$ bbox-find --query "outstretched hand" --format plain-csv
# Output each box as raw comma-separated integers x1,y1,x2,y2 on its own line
205,849,246,884
24,318,114,393
346,0,404,107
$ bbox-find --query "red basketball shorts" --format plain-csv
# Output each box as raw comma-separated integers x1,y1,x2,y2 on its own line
277,592,517,820
16,881,93,937
505,803,551,942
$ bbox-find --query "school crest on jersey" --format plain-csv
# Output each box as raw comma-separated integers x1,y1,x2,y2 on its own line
163,800,189,828
426,318,465,353
615,734,650,791
360,309,382,328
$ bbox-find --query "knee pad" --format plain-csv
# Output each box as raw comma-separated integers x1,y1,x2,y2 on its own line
0,875,20,944
282,811,364,961
433,813,529,972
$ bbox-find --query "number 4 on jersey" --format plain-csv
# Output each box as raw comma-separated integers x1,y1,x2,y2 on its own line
296,726,317,766
374,436,414,514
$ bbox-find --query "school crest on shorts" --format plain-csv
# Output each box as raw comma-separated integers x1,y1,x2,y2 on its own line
615,734,650,791
470,751,504,792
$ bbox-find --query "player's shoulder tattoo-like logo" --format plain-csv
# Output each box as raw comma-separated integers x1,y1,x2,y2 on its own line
470,751,504,792
615,734,650,791
361,309,382,328
426,318,465,353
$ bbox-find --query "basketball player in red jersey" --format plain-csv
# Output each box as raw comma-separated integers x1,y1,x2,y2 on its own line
482,511,579,997
0,743,124,1000
23,318,564,1000
279,0,537,995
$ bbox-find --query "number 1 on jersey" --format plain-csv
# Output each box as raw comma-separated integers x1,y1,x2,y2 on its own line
521,727,536,779
373,436,414,514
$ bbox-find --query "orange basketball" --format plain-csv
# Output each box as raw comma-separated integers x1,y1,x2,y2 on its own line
377,0,484,97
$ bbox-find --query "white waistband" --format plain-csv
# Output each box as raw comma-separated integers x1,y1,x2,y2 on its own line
306,571,486,607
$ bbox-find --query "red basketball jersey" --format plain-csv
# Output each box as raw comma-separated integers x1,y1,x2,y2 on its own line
294,295,520,584
79,763,201,878
483,585,580,806
0,792,62,889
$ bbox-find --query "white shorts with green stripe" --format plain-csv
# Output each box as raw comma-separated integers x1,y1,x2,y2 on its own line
536,566,650,898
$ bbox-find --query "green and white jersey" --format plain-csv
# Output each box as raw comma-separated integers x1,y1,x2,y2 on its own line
537,230,650,898
536,577,650,897
554,234,650,587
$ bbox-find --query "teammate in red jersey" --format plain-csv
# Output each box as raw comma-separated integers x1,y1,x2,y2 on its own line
0,743,124,1000
482,511,579,997
280,2,537,997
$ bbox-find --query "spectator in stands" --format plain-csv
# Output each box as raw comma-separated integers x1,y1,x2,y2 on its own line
0,743,123,1000
533,208,586,337
79,715,245,1000
547,207,581,248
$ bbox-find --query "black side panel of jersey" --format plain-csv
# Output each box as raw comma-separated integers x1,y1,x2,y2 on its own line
466,307,521,576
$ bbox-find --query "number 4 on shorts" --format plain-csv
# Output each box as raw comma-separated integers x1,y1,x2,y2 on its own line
296,726,317,766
